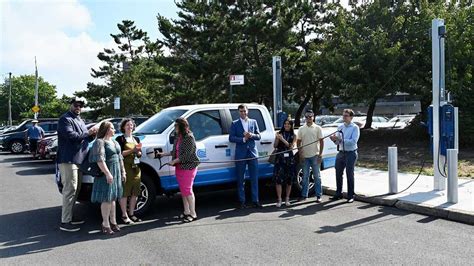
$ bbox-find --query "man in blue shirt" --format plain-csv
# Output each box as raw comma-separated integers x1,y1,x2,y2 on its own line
329,109,360,203
57,97,97,232
27,120,45,158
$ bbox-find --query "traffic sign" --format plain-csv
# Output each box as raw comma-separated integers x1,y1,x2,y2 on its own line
32,105,40,113
229,75,244,85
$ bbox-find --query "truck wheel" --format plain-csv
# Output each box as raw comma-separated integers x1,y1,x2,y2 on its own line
10,140,25,154
294,163,315,196
134,173,157,216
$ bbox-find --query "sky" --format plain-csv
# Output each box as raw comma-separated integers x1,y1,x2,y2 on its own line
0,0,179,97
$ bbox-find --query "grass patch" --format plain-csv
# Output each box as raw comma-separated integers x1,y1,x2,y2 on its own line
357,127,474,179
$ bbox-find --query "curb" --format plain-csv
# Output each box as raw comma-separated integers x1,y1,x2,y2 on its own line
322,186,474,225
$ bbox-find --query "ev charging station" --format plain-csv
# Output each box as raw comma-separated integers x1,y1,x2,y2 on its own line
428,19,459,197
273,56,287,128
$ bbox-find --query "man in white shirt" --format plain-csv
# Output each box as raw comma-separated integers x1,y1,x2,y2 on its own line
297,109,324,202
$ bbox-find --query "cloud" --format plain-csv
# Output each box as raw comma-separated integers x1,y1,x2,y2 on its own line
1,0,107,96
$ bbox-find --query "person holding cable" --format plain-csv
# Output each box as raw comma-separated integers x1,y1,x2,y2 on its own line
158,118,200,222
329,109,360,203
229,104,262,209
296,109,324,203
273,118,297,207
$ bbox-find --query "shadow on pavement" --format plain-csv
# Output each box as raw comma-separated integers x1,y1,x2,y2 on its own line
314,205,409,234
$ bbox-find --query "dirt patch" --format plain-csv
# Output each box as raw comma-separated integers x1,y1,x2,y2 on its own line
356,128,474,178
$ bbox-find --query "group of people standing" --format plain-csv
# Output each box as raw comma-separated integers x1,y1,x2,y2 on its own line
56,97,200,234
56,99,359,234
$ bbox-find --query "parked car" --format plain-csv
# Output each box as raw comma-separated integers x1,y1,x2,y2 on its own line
38,122,96,160
37,135,58,159
65,104,339,216
315,115,341,126
0,125,17,134
322,116,389,129
0,118,58,153
377,115,416,129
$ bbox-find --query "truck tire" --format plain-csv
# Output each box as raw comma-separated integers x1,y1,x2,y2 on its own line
294,162,315,196
10,140,25,154
134,172,157,216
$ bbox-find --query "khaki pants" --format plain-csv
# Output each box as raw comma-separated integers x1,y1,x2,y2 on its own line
60,163,82,223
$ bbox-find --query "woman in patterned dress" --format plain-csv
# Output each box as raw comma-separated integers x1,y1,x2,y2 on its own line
90,121,125,235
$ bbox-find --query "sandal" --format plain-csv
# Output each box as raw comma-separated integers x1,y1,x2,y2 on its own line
183,215,197,223
177,213,189,219
129,216,142,223
122,216,134,225
101,225,114,235
110,223,121,232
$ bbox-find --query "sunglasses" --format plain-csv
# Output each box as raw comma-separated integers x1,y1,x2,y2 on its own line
73,103,84,108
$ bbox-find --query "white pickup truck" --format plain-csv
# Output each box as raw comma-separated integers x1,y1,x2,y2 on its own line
78,104,338,215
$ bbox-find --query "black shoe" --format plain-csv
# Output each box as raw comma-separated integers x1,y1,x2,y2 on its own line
71,218,85,225
60,222,80,232
329,195,343,201
252,202,263,209
238,203,247,209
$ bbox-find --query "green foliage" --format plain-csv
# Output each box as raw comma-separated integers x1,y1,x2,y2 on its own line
78,20,165,119
0,75,68,124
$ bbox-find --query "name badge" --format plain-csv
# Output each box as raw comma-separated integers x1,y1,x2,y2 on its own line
134,157,140,165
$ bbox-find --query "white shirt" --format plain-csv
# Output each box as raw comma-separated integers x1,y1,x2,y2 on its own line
240,118,249,132
240,118,249,143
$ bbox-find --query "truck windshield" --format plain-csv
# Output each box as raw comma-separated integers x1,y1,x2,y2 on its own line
135,109,187,135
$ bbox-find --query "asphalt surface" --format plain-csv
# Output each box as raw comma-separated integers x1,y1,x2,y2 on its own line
1,152,473,265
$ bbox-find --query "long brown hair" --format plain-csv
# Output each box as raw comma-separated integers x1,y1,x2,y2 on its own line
96,121,113,139
175,117,191,137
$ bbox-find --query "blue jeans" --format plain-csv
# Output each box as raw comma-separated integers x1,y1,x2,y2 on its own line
235,158,259,204
335,150,358,199
302,156,322,198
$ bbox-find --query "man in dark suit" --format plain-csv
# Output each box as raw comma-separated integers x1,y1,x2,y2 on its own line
57,97,97,232
229,104,262,209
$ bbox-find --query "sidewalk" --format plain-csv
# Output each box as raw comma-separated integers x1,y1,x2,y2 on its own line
320,167,474,225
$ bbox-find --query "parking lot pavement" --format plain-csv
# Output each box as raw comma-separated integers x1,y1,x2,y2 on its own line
1,152,473,265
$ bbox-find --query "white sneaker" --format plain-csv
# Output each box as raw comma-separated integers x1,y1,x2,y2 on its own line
285,200,291,207
276,201,282,207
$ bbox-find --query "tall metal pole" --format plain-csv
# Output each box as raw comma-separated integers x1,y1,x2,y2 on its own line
272,56,282,127
34,57,39,119
432,19,446,191
8,72,12,126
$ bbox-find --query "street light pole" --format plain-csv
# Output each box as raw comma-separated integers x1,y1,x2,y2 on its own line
8,72,12,126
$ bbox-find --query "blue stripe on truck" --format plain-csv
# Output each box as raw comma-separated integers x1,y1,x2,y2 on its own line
159,156,336,191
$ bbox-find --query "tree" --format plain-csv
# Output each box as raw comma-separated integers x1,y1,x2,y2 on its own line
78,20,164,119
0,75,67,123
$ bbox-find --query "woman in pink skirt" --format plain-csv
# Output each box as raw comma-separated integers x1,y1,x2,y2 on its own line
159,118,200,222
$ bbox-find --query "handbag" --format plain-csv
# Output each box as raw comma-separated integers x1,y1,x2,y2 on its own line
79,150,103,177
268,149,278,164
